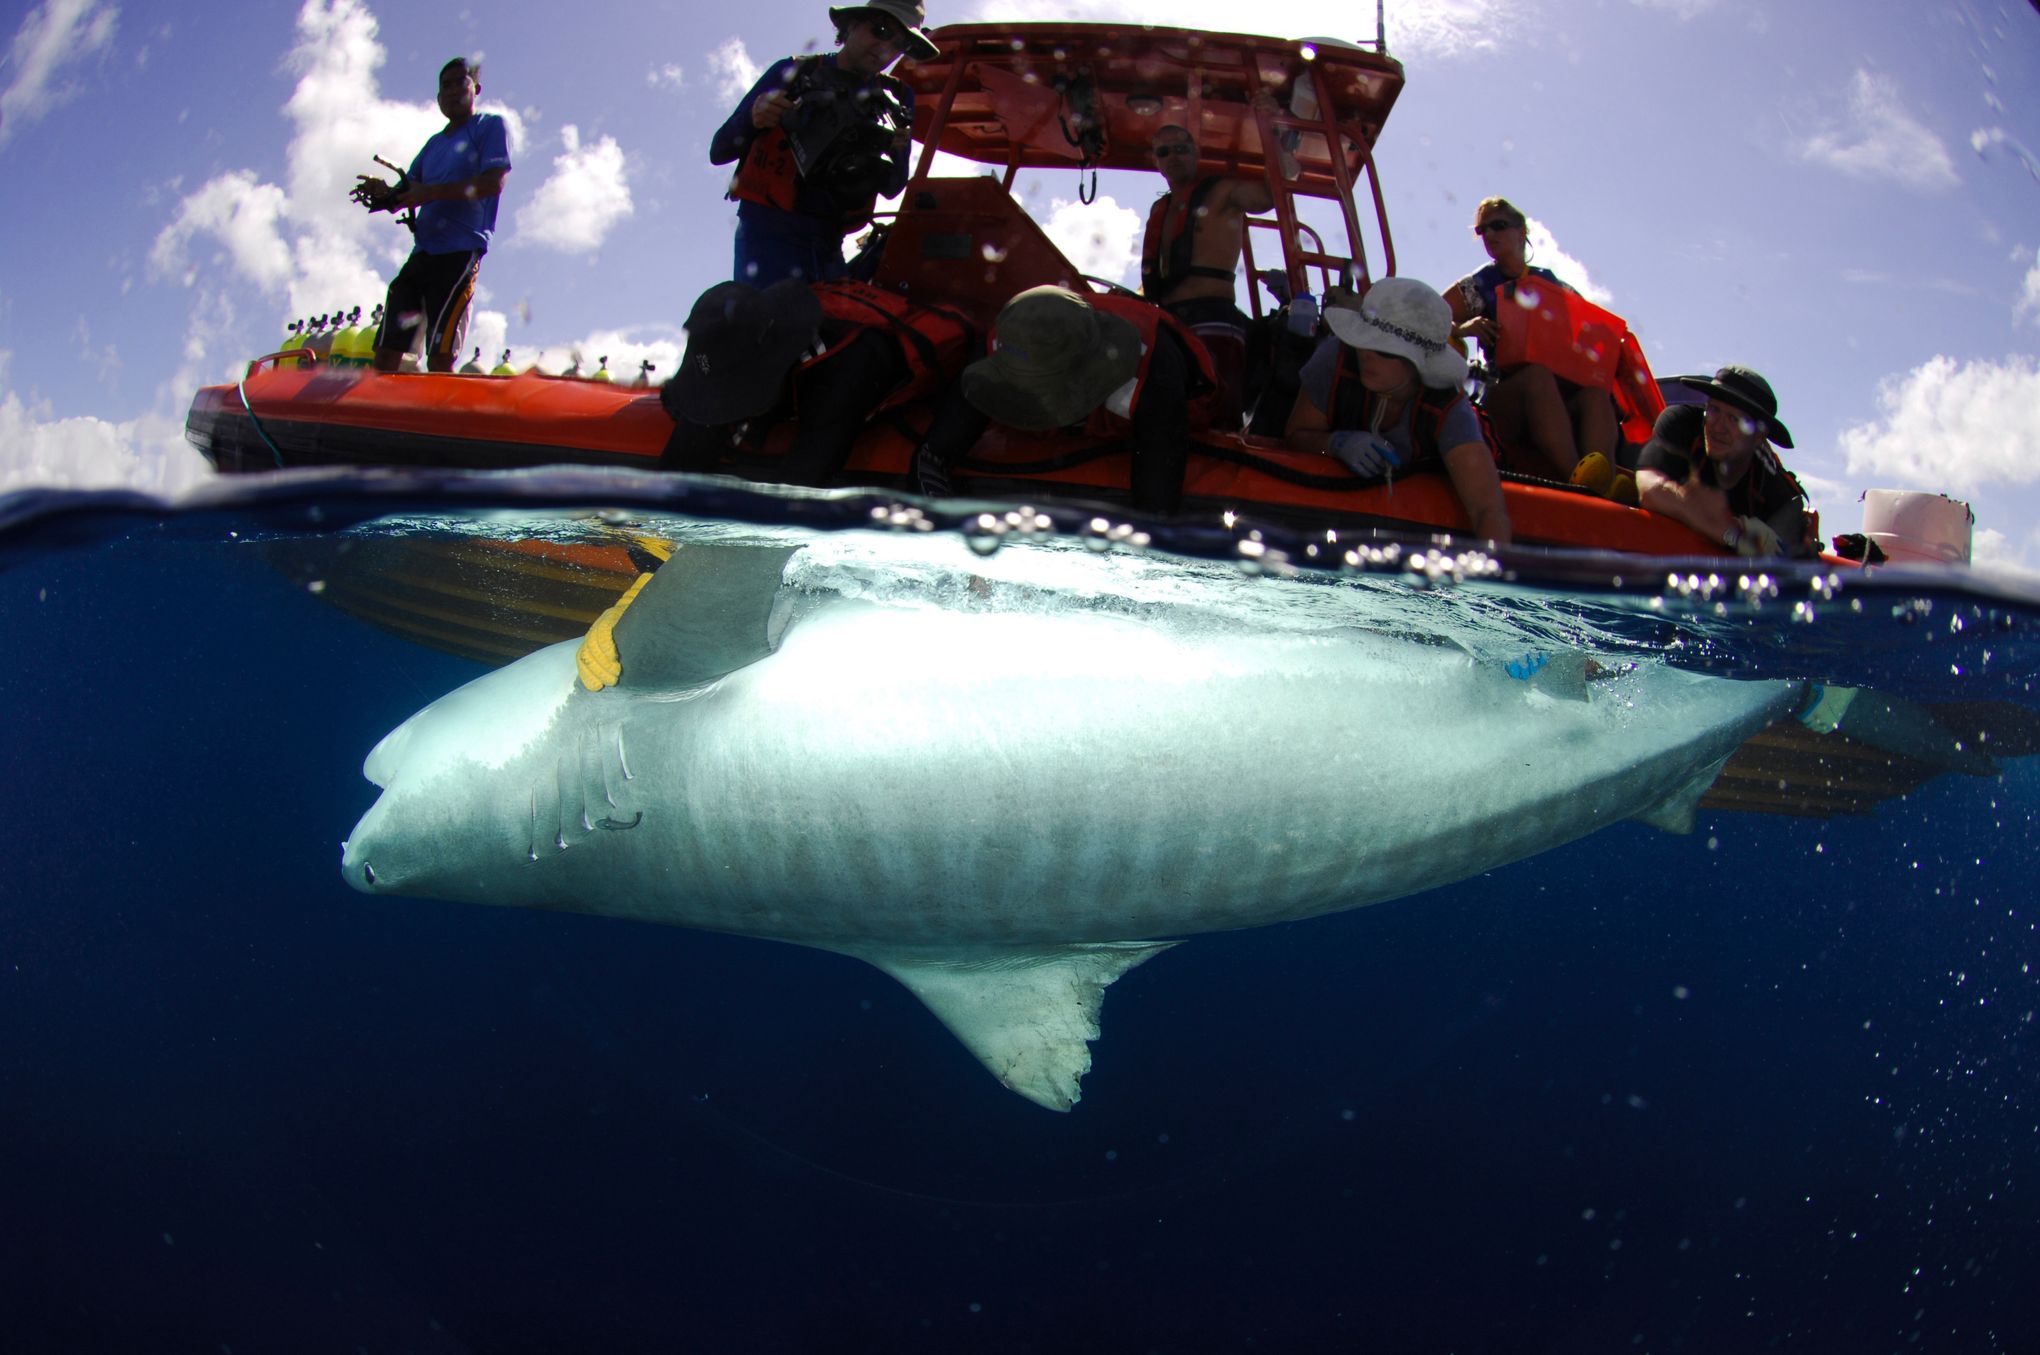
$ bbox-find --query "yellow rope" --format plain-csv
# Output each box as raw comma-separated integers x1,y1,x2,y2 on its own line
576,571,654,692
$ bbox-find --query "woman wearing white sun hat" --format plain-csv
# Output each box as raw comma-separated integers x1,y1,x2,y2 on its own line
1285,276,1512,544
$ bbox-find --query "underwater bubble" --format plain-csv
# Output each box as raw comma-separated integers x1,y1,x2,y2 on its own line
869,504,934,533
964,513,1007,557
1002,506,1054,537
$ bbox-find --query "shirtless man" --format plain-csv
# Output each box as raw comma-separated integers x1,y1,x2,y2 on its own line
1139,97,1278,420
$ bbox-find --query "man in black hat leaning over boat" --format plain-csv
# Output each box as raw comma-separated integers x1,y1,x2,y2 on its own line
660,275,973,483
1635,366,1814,557
711,1,936,288
352,58,511,373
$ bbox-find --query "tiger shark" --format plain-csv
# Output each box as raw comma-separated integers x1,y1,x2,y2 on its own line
342,539,1798,1110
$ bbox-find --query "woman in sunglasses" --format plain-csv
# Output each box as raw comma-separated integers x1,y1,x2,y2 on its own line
1446,196,1616,483
711,1,938,289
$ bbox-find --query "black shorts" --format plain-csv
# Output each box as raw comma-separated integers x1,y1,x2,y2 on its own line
377,249,482,369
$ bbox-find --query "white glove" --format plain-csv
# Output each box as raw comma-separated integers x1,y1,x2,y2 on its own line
1329,430,1401,479
1733,515,1785,557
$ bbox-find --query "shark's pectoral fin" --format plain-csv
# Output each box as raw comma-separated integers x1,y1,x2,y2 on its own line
601,543,799,691
844,941,1179,1112
1631,754,1733,835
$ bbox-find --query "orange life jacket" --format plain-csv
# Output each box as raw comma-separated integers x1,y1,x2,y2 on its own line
726,57,900,232
1610,330,1666,449
1140,178,1236,302
729,126,804,214
804,280,978,411
1494,278,1626,392
1083,291,1224,429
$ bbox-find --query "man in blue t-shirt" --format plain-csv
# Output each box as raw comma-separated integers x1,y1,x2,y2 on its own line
354,58,512,372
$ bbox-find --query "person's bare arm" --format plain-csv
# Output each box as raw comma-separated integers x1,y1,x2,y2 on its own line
398,167,508,207
1284,385,1332,455
1445,276,1495,347
1636,465,1738,546
1228,176,1274,215
1442,440,1511,544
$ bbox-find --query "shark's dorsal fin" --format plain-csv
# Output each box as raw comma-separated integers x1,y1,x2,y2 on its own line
1530,651,1591,703
1631,754,1733,835
842,941,1179,1112
605,544,798,691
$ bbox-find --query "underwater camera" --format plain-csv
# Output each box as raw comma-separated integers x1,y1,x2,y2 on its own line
783,83,910,200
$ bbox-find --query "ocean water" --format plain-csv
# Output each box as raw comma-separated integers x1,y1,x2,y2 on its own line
2,468,2037,1355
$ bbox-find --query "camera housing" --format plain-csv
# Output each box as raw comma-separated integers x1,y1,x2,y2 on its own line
782,81,908,201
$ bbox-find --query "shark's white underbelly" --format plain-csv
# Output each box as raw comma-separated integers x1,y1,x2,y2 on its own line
504,604,1788,945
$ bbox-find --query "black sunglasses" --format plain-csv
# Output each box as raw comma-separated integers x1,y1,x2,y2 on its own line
866,17,901,42
1476,219,1522,235
1153,143,1195,158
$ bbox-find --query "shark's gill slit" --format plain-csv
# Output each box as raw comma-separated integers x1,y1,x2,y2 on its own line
552,759,569,852
615,725,633,782
599,724,619,808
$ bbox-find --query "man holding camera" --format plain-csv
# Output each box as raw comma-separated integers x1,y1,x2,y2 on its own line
352,57,511,373
710,1,936,288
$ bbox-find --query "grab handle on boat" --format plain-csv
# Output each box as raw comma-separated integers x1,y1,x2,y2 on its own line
244,348,320,377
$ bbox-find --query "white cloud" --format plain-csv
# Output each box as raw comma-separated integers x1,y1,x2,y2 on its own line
1798,70,1958,192
1838,355,2040,494
2016,255,2040,326
150,170,293,293
0,388,210,495
1970,526,2040,580
709,37,761,103
647,63,685,91
1524,217,1612,306
0,0,117,148
958,0,1516,59
514,124,634,253
1041,195,1142,287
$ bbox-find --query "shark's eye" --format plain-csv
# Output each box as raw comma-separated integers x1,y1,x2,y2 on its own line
363,863,377,886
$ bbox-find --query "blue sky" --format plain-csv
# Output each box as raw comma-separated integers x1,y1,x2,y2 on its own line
2,0,2037,569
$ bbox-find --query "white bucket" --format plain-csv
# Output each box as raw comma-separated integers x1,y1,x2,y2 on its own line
1861,489,1974,565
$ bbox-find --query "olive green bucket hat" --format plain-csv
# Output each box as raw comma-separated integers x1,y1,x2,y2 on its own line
961,286,1144,430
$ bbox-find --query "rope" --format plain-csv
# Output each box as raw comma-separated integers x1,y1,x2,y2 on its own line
235,376,287,469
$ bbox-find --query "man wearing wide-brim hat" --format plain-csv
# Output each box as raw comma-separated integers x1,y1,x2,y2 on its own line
709,1,936,289
1636,365,1814,557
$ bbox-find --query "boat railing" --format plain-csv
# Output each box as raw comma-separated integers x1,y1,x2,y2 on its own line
245,348,319,377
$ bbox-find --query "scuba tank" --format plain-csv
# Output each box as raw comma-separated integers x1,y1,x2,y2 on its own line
459,346,484,374
332,306,365,366
590,355,613,383
490,348,517,376
278,319,306,368
634,359,657,388
362,304,385,366
303,314,333,361
563,352,584,379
